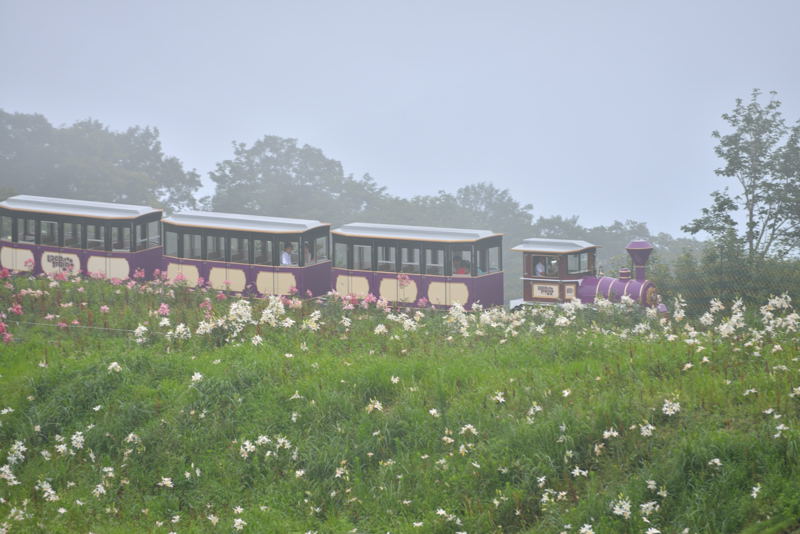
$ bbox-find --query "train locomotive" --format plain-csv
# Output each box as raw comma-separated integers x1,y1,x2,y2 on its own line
509,237,666,311
0,194,663,311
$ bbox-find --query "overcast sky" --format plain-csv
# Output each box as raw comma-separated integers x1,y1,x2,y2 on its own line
2,1,799,235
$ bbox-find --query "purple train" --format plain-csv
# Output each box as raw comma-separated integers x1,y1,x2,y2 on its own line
0,195,662,310
510,237,664,309
0,195,504,308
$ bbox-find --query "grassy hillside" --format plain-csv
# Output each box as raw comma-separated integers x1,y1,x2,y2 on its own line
1,274,799,533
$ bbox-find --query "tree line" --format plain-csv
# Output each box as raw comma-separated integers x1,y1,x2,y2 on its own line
1,89,798,306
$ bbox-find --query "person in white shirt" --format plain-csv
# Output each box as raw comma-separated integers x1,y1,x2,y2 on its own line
535,260,545,276
281,243,294,265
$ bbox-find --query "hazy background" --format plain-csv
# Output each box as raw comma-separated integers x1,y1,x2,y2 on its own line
2,0,799,235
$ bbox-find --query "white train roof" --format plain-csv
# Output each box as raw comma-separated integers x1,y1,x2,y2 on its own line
0,195,160,219
512,237,597,253
333,222,500,242
163,210,328,234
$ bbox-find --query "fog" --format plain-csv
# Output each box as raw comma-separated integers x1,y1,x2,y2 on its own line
2,0,799,235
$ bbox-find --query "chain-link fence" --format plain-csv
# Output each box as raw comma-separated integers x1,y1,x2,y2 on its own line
648,258,800,317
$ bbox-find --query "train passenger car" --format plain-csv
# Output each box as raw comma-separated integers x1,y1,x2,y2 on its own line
0,195,162,279
331,222,503,308
511,237,662,308
161,211,331,296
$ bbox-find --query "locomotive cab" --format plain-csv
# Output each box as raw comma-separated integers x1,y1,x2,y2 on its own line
511,238,598,305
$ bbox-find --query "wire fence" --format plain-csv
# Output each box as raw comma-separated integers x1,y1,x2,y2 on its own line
6,319,154,335
650,260,800,317
3,319,166,346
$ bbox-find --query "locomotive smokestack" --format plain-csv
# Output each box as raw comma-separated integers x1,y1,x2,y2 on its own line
626,241,653,282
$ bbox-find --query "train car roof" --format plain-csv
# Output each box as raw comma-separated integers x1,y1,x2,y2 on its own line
162,210,329,234
0,194,160,219
511,237,598,253
333,222,500,242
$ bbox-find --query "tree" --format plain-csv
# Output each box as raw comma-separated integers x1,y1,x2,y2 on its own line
530,215,585,239
0,110,201,212
209,136,386,224
683,90,800,259
367,182,533,231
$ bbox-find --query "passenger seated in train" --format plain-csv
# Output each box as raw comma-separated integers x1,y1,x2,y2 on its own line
453,257,469,276
281,243,295,265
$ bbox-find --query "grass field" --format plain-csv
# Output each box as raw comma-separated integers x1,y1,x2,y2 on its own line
1,272,799,533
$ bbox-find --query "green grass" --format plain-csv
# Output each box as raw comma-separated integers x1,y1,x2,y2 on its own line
0,275,798,533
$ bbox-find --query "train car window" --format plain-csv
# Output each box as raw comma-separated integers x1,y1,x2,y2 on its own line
165,230,179,257
425,247,444,275
136,222,148,250
17,218,36,244
315,236,328,262
148,221,161,247
353,244,372,270
183,233,202,259
253,238,273,265
488,246,501,273
0,216,12,242
451,246,472,276
334,242,348,268
532,255,559,277
136,222,160,250
279,240,299,266
206,235,225,261
230,236,249,263
64,222,82,248
302,240,315,265
400,245,420,273
377,244,397,272
86,224,106,251
567,252,590,274
477,245,501,274
111,226,131,252
40,220,59,246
